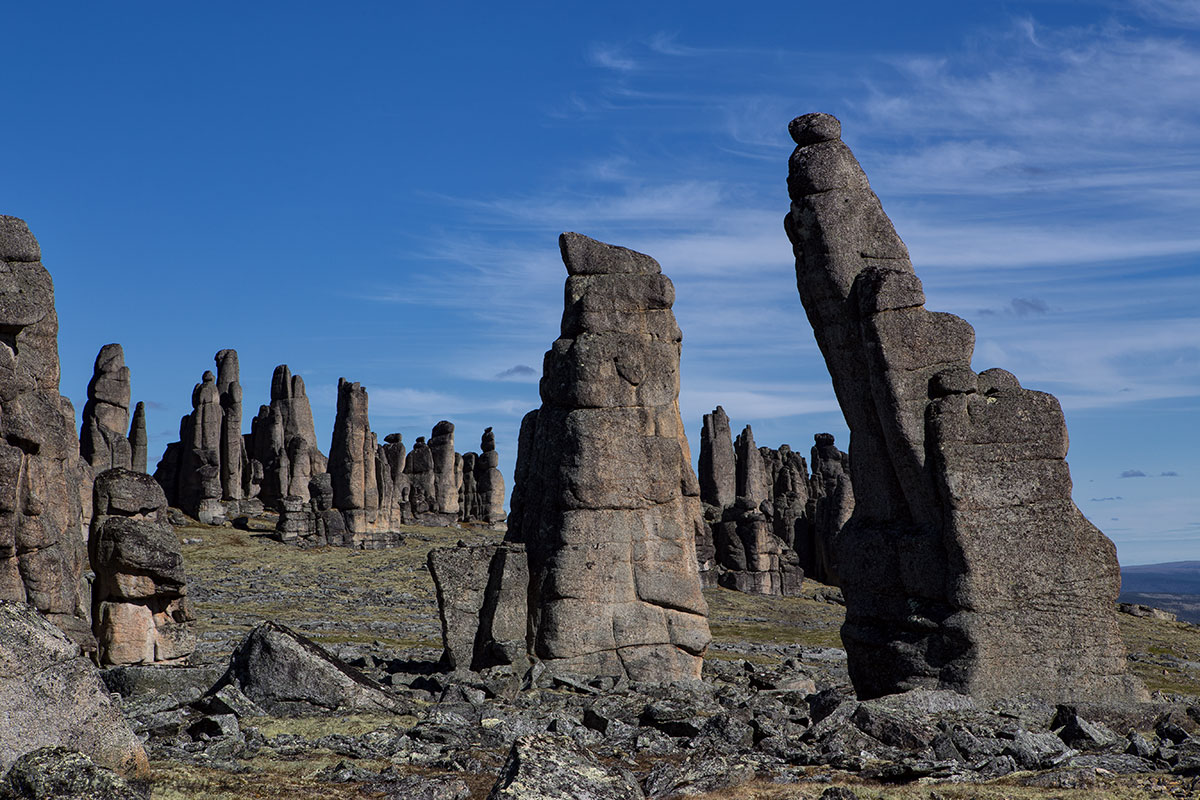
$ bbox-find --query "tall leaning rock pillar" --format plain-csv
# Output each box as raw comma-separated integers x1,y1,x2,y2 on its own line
783,113,1143,702
512,233,710,681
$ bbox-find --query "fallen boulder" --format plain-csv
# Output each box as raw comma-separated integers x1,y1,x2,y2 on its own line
212,620,407,716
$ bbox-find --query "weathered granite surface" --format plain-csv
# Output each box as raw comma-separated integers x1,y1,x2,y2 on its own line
507,232,711,681
0,216,91,648
803,433,852,586
0,600,147,777
783,112,1144,702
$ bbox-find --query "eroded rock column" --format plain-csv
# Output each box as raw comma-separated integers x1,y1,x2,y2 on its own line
512,232,711,681
90,468,194,665
784,112,1143,702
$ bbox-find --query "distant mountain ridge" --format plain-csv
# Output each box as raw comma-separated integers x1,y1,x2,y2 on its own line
1120,561,1200,624
1122,561,1200,595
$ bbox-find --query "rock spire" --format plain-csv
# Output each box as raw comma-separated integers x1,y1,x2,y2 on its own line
80,344,132,472
505,233,711,681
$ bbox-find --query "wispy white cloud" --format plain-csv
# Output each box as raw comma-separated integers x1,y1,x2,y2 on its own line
589,43,638,72
1133,0,1200,27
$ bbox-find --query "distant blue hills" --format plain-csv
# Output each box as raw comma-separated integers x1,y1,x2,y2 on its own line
1121,561,1200,595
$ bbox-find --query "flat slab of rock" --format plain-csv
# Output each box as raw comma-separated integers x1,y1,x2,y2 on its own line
0,601,147,777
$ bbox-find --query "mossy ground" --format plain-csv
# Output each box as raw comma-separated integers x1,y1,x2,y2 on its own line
168,522,1200,799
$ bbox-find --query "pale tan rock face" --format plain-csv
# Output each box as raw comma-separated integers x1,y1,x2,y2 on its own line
784,113,1145,703
0,215,91,650
509,233,710,682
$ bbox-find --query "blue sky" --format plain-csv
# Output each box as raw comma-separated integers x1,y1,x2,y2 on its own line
3,1,1197,565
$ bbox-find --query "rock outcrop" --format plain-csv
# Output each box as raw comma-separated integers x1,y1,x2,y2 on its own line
89,468,194,665
696,410,805,596
459,428,507,527
783,112,1144,702
0,216,91,648
215,349,245,503
0,600,147,777
80,344,132,473
428,542,528,671
501,233,711,681
249,364,327,509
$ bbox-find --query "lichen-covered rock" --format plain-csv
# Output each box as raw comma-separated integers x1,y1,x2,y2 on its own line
0,601,147,777
510,233,711,682
0,216,91,649
0,747,149,800
783,112,1145,702
89,468,194,665
487,734,645,800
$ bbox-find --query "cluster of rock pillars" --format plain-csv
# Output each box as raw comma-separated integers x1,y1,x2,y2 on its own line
0,113,1148,785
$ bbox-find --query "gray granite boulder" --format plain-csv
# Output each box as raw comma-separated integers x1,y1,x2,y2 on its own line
428,542,528,671
783,112,1145,702
214,620,404,716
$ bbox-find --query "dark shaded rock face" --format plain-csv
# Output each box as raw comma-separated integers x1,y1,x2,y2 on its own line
804,432,852,586
90,468,195,665
250,364,327,508
0,216,91,649
0,600,147,778
80,343,132,473
783,112,1144,702
508,232,710,682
